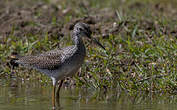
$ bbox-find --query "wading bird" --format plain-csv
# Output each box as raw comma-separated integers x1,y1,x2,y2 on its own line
12,22,105,109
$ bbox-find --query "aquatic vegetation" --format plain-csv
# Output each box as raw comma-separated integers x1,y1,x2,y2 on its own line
0,0,176,94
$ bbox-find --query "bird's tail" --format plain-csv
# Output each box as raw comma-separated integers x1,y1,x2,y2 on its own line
9,53,20,68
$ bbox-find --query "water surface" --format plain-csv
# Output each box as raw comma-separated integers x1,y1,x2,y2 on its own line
0,78,176,110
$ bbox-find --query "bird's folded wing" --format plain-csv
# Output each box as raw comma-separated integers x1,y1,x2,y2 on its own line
16,50,63,70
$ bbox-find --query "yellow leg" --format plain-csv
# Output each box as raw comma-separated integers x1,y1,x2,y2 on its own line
52,85,56,110
56,80,64,100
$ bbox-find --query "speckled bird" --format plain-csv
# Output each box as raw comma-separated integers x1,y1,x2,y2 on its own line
13,22,105,109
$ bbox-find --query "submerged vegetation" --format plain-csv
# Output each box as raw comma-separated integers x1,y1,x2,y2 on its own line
0,0,176,95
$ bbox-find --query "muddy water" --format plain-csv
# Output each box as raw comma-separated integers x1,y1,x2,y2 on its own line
0,78,176,110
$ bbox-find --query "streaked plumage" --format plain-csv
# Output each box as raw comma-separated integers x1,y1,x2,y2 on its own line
13,22,105,109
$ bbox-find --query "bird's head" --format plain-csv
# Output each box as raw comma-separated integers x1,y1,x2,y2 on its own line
73,22,105,50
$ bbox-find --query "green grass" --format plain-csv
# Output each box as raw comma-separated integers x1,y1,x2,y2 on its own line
0,0,176,94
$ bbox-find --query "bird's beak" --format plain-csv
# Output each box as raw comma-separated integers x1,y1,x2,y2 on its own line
91,37,106,50
85,31,105,50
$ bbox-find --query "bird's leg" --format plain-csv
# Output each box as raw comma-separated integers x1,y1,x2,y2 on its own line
56,80,64,108
51,78,57,110
52,84,56,110
56,80,64,100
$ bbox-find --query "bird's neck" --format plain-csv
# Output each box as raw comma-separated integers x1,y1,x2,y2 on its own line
73,33,86,54
73,33,84,46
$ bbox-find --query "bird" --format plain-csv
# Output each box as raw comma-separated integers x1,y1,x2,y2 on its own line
11,22,105,109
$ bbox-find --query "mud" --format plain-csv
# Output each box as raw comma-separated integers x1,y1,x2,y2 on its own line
0,0,119,39
1,0,176,40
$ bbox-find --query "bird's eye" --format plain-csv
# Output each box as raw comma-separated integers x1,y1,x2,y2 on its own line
78,27,83,31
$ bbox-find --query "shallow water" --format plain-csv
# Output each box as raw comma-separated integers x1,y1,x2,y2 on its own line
0,78,176,110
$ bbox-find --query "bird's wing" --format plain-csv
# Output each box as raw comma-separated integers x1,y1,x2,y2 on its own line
16,49,63,70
